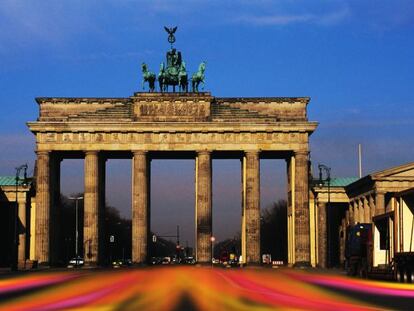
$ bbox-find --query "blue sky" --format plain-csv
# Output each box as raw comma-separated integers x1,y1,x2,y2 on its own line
1,1,414,244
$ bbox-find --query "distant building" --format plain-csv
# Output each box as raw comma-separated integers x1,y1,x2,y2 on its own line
311,162,414,268
0,176,35,268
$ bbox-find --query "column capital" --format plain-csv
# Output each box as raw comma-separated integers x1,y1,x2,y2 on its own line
132,150,148,156
294,150,309,157
244,150,260,156
196,150,211,156
36,150,50,156
84,150,99,156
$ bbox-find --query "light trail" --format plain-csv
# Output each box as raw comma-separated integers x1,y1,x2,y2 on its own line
0,267,411,310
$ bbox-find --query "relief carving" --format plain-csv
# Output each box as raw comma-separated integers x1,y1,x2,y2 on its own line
45,133,57,142
95,133,103,142
63,133,72,142
135,102,209,119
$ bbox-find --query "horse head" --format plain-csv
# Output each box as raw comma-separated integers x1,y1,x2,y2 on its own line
142,62,148,73
199,61,206,74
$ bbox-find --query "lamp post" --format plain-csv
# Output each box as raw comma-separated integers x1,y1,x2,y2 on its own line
68,196,83,264
210,236,215,267
318,164,331,268
12,164,28,271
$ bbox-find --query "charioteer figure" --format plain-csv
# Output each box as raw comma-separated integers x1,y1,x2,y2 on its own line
141,26,206,93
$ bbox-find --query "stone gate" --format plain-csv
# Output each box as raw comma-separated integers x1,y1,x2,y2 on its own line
28,92,318,266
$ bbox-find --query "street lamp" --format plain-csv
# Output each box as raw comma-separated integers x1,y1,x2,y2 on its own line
12,164,28,271
68,196,83,264
318,164,331,268
210,236,216,267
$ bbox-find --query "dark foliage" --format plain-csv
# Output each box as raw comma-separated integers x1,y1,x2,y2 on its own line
260,200,288,262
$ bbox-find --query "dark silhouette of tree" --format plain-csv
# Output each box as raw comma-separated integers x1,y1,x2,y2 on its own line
104,205,131,264
213,238,240,259
260,200,287,263
57,194,132,266
149,235,180,258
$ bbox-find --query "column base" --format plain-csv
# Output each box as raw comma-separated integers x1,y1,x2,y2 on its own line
244,262,262,268
293,261,312,269
195,262,213,267
83,262,99,269
17,260,38,270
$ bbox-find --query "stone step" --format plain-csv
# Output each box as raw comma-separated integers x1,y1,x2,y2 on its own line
69,103,132,120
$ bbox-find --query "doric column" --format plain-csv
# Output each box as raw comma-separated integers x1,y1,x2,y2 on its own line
369,195,375,221
345,210,350,226
375,192,385,216
84,151,102,265
363,196,370,223
17,200,27,264
339,218,346,266
240,157,247,264
348,202,354,225
245,151,260,264
294,151,310,265
132,151,149,264
353,200,359,223
286,156,295,265
195,151,212,264
35,151,50,264
317,201,327,268
359,198,364,223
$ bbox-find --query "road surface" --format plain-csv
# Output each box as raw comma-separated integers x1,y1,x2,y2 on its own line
0,267,413,310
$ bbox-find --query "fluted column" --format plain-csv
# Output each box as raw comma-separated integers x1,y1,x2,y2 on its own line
369,195,375,221
294,151,310,266
84,151,101,264
353,201,359,223
345,210,350,226
35,151,50,264
195,151,212,263
17,200,27,264
240,157,247,264
339,218,346,265
375,192,385,216
317,201,327,268
359,199,364,223
132,151,149,264
363,196,370,223
348,203,354,225
245,151,260,264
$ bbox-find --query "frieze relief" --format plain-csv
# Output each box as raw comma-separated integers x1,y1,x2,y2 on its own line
133,101,210,121
38,131,306,145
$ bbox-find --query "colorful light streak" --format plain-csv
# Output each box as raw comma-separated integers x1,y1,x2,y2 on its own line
0,267,412,310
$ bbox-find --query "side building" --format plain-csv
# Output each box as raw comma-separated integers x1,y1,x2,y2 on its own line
311,162,414,276
0,176,35,269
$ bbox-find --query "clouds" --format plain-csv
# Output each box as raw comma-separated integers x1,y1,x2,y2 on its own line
0,0,97,51
234,7,350,26
1,0,412,57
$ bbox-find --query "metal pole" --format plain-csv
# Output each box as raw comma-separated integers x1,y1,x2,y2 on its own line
327,174,331,268
358,144,362,178
75,199,79,258
12,164,28,271
69,196,83,264
12,171,19,271
177,225,180,246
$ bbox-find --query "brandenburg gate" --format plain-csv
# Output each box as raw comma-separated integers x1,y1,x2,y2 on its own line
28,93,317,266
